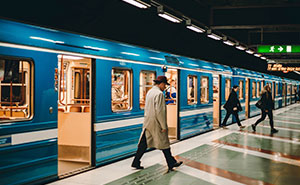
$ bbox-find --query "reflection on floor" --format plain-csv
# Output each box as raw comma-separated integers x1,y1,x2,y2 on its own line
49,103,300,185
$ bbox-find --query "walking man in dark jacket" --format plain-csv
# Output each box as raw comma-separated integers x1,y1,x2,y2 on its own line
252,85,278,133
221,85,245,129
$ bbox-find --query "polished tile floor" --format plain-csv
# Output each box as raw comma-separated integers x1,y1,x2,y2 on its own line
48,103,300,185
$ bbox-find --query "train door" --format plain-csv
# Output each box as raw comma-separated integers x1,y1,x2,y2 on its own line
56,55,92,177
165,69,178,142
282,83,286,106
213,74,221,128
245,78,250,118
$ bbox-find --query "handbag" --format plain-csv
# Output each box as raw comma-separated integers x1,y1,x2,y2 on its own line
255,98,262,109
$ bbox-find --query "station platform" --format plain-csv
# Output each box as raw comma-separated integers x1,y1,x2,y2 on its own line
49,104,300,185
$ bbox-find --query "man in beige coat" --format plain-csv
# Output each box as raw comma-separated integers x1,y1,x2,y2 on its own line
131,76,183,171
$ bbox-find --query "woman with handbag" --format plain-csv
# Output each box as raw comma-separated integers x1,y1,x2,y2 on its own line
252,85,278,133
221,85,245,129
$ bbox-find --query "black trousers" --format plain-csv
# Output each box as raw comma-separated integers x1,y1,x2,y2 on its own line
254,109,274,129
132,131,176,168
221,110,241,126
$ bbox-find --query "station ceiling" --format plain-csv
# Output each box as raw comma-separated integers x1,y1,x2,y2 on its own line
1,0,300,80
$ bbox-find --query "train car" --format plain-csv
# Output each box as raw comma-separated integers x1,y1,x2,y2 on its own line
0,18,299,185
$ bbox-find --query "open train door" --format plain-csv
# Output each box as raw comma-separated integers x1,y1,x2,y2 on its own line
282,83,286,106
245,78,250,118
56,55,92,177
213,74,221,128
165,68,179,142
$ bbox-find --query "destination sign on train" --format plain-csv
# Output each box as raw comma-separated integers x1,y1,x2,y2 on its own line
258,45,300,53
267,63,300,73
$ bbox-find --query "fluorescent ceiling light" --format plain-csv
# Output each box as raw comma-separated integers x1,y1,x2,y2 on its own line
254,53,262,57
223,40,235,46
261,56,267,60
57,55,83,60
186,24,205,33
121,0,150,9
158,12,181,23
294,71,300,75
207,33,222,40
235,45,246,50
206,30,222,40
121,52,140,56
246,49,254,54
84,45,107,51
30,36,64,44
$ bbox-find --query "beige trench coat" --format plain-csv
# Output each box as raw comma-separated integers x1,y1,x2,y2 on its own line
141,86,170,150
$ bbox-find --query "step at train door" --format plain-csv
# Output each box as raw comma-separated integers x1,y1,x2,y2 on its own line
56,55,92,177
245,78,250,118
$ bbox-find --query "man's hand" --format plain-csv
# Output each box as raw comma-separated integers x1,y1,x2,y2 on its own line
161,129,167,133
233,107,238,111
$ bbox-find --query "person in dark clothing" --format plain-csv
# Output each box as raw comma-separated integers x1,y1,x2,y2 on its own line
297,89,300,102
221,85,245,129
294,87,298,103
252,85,278,133
131,76,182,172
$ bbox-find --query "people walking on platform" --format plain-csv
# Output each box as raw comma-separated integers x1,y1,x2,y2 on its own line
221,85,245,129
252,85,279,133
131,76,183,172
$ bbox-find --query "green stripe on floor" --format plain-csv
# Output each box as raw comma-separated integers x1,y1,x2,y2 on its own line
179,144,300,185
218,133,300,156
105,163,214,185
245,125,300,140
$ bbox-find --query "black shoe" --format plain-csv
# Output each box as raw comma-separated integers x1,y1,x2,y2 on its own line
131,162,144,169
239,125,246,129
251,124,256,132
271,128,279,133
221,125,227,129
168,161,183,171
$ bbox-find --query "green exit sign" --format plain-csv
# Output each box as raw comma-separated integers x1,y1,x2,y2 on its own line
257,45,300,53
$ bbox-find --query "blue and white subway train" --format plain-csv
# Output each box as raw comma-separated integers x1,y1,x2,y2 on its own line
0,19,299,185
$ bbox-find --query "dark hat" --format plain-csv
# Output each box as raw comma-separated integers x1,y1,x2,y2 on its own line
233,85,239,88
154,76,170,85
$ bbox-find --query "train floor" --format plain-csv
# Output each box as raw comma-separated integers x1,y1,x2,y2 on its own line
48,103,300,185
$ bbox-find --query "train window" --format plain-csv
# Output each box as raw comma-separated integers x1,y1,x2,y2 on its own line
187,75,197,105
74,69,90,103
57,55,91,112
252,81,256,98
287,85,291,95
111,68,132,112
139,71,155,109
0,59,32,121
239,80,244,100
225,79,231,101
292,85,296,94
201,76,209,103
256,82,260,98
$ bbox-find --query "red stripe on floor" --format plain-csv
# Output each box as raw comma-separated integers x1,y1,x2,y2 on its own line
213,139,300,161
175,155,273,185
